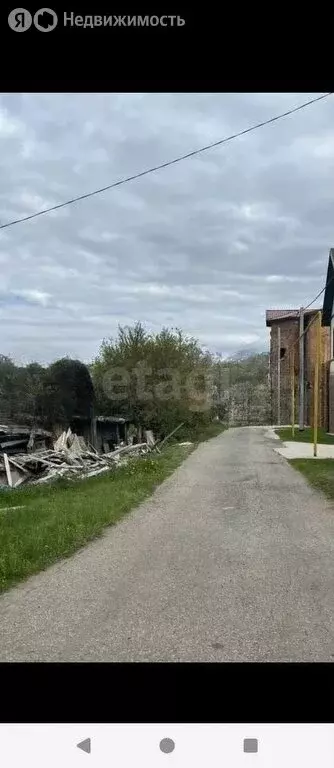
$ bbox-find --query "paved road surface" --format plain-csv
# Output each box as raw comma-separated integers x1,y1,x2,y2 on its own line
1,427,334,662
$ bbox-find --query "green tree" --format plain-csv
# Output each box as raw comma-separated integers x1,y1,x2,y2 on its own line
91,323,215,439
36,358,95,429
0,355,18,421
0,356,46,425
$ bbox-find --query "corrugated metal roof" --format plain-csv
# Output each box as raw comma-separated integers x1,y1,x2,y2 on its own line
71,415,130,424
96,416,128,424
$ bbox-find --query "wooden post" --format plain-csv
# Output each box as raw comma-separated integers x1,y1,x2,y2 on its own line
291,348,295,438
4,453,13,487
91,416,98,450
313,311,321,457
152,422,184,452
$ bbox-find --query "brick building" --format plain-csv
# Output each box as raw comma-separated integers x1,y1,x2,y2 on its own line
322,248,334,432
266,309,330,427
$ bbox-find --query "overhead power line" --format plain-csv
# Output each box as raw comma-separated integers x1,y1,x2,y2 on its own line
270,271,334,384
303,274,334,311
0,92,332,232
292,271,334,347
269,269,334,325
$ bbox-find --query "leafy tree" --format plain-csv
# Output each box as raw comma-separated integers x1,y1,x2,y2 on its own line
0,335,268,436
36,358,95,429
0,355,18,421
0,357,47,425
91,323,215,439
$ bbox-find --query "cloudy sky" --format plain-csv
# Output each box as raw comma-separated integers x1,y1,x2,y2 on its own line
0,92,333,364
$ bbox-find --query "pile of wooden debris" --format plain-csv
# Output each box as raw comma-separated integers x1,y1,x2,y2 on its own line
0,421,186,491
0,428,150,490
0,424,53,455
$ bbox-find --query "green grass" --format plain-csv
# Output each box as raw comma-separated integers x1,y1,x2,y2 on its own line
176,421,226,444
289,458,334,500
276,427,334,444
192,421,226,443
0,445,192,593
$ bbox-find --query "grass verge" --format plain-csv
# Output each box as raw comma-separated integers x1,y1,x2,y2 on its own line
0,444,192,593
198,421,226,441
176,421,226,444
289,458,334,501
276,427,334,444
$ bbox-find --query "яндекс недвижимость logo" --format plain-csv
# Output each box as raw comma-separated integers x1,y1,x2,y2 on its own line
8,7,58,30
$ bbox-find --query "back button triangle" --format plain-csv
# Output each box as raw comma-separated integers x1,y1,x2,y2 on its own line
77,739,91,754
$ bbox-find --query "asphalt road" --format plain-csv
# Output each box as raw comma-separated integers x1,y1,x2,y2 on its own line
1,426,334,662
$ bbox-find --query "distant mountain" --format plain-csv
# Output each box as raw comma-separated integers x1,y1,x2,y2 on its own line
226,348,267,362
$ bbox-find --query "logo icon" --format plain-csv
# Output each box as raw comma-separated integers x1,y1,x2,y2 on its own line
33,7,57,31
8,8,32,31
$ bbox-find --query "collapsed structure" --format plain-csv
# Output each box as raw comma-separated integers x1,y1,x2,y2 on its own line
0,424,154,490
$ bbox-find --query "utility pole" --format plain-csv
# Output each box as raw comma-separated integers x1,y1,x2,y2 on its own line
277,325,281,425
291,347,295,437
313,311,321,457
298,306,305,431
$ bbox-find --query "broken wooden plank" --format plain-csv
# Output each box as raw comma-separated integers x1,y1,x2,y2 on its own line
83,466,110,479
104,442,148,459
31,470,66,485
29,457,62,468
82,450,105,462
0,438,28,450
3,453,13,487
68,434,86,457
54,431,67,452
8,456,30,474
152,422,184,452
13,475,28,488
27,428,35,451
0,505,26,512
144,429,155,447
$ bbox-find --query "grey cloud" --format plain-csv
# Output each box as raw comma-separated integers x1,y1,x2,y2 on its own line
0,92,333,362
